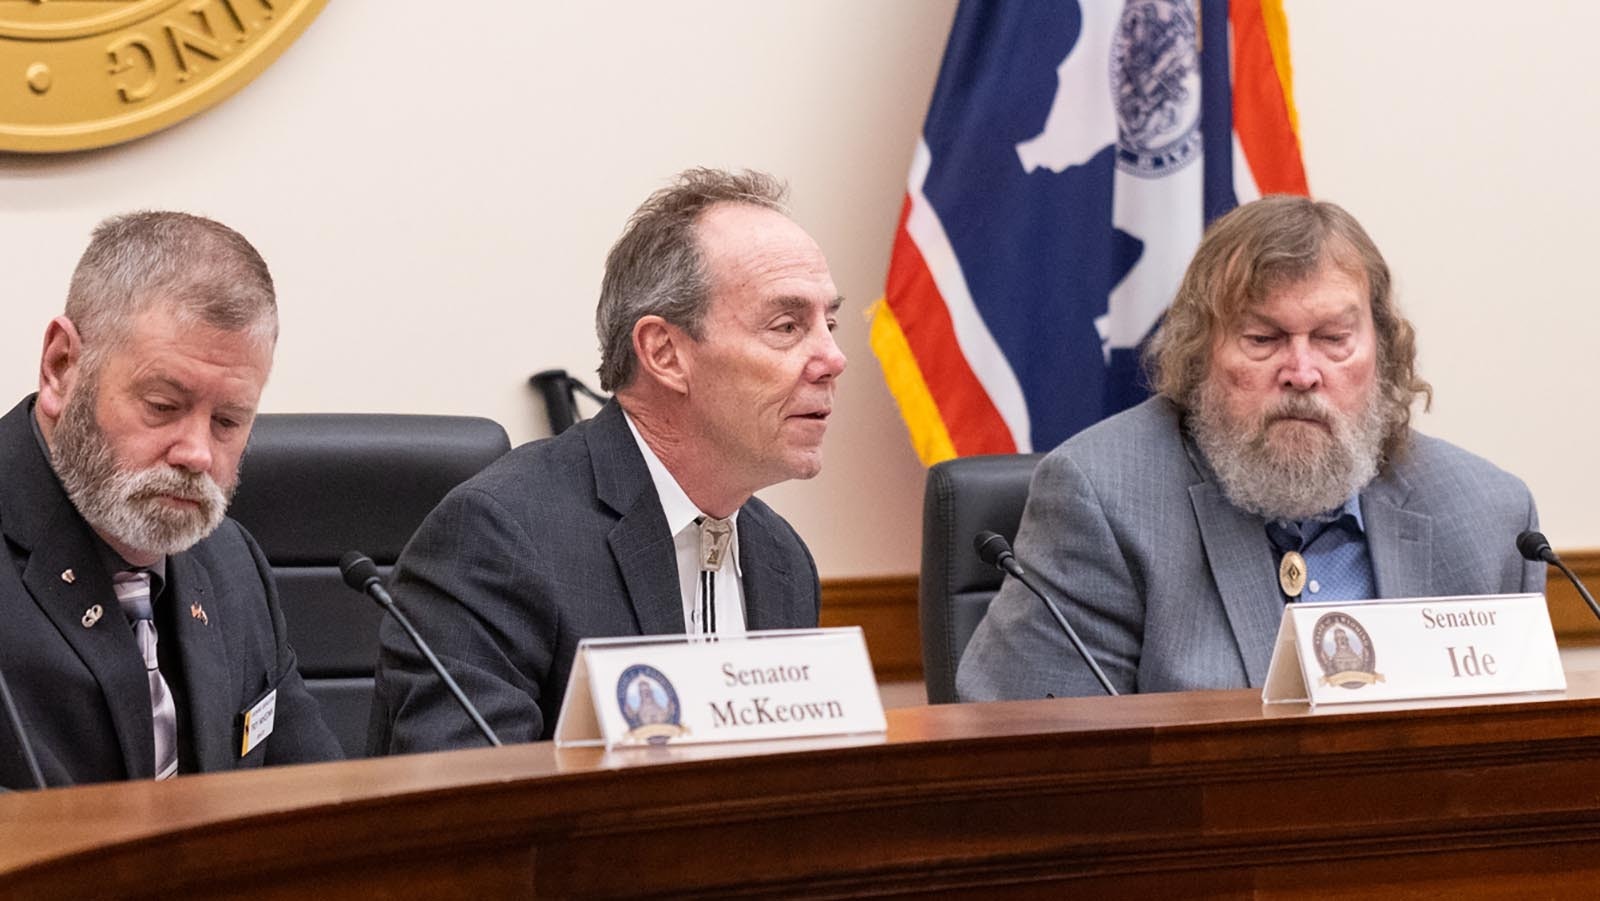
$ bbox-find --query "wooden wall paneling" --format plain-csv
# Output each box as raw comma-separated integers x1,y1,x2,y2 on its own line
1545,551,1600,644
820,575,920,680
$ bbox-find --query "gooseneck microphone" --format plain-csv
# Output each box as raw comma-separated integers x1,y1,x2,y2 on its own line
1517,530,1600,624
973,531,1118,697
0,659,46,790
339,552,503,748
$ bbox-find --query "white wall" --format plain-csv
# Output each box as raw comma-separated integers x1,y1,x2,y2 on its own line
2,1,1596,580
1284,0,1600,549
0,1,955,578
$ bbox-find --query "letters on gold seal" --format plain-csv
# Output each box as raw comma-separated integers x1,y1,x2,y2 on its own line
0,0,328,153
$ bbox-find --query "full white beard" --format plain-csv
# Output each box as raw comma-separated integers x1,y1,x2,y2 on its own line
1189,379,1388,522
51,383,232,558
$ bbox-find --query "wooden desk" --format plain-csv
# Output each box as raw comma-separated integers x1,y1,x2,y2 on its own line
7,675,1600,898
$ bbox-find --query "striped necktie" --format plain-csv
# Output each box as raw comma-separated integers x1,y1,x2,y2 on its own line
113,570,179,780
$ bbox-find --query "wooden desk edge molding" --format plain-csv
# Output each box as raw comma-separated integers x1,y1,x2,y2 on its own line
9,675,1600,897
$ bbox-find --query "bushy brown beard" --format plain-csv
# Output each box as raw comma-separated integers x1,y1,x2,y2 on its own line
1189,378,1388,522
50,376,233,558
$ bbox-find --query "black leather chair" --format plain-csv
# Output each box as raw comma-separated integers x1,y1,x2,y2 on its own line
228,414,511,757
919,453,1042,704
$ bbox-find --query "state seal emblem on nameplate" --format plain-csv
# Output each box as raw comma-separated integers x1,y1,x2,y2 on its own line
615,664,689,745
0,0,329,153
1312,611,1382,689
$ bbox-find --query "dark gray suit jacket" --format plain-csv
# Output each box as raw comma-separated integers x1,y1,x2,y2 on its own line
0,397,340,789
957,396,1545,701
368,401,822,753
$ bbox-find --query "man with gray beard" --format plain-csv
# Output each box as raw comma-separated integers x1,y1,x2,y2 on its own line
0,212,340,790
957,196,1543,701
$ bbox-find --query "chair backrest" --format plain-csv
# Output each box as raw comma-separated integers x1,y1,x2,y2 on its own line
919,453,1042,704
227,413,511,757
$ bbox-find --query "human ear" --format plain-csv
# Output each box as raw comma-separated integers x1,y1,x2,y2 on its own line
37,316,84,421
631,315,691,396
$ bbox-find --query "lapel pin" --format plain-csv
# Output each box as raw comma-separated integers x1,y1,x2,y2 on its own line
1279,551,1308,599
190,602,209,626
81,604,102,628
61,568,76,584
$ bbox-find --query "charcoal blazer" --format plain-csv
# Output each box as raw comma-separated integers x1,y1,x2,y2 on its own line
957,396,1545,701
369,400,822,753
0,397,340,789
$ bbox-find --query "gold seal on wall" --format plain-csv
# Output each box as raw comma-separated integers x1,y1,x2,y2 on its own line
0,0,327,153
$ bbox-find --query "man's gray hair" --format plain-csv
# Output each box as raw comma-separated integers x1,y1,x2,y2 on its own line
66,211,277,369
1143,195,1431,462
595,168,789,392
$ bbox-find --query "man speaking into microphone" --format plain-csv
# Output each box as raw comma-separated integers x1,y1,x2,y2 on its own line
958,196,1543,701
370,169,846,752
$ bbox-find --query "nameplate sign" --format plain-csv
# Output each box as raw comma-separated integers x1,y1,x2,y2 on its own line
1262,594,1565,707
554,627,886,749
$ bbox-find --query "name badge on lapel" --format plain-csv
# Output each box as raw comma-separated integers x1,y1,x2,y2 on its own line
240,688,277,757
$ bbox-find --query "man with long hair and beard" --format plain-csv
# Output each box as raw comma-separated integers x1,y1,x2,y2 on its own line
0,212,339,789
958,196,1544,701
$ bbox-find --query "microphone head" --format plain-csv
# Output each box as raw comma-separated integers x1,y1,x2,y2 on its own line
1516,530,1555,563
339,551,382,591
973,530,1012,567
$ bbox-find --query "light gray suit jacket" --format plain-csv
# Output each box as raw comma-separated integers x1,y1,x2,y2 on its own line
956,396,1544,701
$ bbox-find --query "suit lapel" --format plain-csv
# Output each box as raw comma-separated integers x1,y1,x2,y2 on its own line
589,403,684,636
1189,481,1283,686
167,553,236,771
19,506,155,779
1362,467,1432,599
737,513,803,631
608,508,686,636
0,397,151,778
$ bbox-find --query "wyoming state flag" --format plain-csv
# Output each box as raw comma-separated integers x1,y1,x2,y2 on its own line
872,0,1309,464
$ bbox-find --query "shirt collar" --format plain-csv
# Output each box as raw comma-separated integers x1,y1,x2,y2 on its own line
622,409,740,537
98,546,168,597
1339,494,1366,533
1267,495,1366,551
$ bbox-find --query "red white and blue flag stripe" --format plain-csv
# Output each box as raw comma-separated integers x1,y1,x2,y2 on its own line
873,0,1309,464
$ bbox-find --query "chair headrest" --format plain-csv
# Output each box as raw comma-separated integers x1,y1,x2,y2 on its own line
922,453,1044,592
228,413,511,565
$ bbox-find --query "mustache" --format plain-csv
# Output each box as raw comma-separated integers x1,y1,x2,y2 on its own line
128,470,219,503
1264,394,1333,426
121,463,232,519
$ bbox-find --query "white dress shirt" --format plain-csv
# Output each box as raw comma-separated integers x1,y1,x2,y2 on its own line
623,411,746,635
